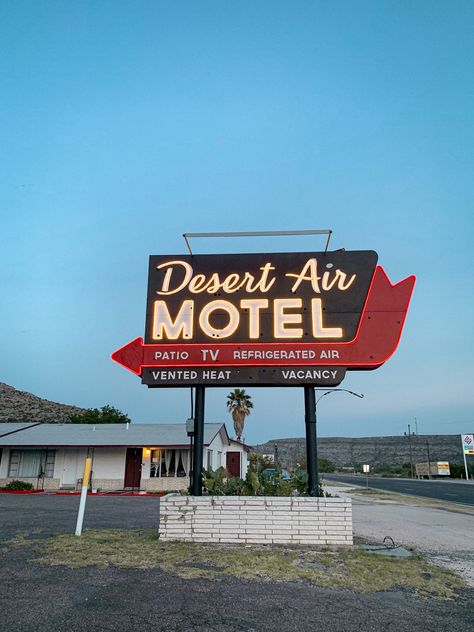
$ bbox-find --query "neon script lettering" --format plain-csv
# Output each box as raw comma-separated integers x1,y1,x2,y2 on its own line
156,258,355,296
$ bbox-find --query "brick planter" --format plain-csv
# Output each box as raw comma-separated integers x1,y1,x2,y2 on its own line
159,496,353,546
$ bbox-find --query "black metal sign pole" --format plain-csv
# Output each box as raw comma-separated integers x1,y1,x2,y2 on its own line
191,386,205,496
188,433,194,494
304,386,319,497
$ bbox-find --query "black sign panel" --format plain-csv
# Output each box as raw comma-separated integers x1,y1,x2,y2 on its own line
145,251,378,345
112,247,415,388
142,366,346,388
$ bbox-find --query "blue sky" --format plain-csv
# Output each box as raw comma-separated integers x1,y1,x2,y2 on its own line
1,1,473,444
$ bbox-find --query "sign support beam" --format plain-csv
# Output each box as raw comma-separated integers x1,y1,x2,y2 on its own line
191,386,205,495
182,229,333,255
304,386,319,497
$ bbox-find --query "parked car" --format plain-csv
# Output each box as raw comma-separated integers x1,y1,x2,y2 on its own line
261,467,292,481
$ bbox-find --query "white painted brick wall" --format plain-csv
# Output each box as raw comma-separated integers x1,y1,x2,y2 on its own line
159,496,352,546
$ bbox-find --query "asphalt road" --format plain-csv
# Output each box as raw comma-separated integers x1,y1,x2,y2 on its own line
1,494,472,632
0,493,161,539
324,474,474,506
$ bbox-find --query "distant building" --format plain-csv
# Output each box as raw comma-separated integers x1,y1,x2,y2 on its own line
415,461,450,479
0,423,250,491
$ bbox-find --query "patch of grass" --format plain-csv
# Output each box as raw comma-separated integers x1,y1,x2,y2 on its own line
5,529,465,600
2,533,30,551
347,488,474,514
349,488,390,496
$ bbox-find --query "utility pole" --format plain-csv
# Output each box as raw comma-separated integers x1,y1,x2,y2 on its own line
426,440,432,480
404,424,415,479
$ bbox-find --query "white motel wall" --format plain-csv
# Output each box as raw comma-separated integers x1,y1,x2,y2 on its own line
0,446,154,491
0,423,248,492
159,496,353,546
0,423,352,545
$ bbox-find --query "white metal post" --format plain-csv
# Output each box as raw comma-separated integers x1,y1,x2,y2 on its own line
362,464,370,488
462,435,469,481
75,456,92,536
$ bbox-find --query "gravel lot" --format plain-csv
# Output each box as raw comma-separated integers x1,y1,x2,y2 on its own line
326,484,474,587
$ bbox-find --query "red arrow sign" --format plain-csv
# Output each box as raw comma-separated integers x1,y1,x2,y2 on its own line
111,266,415,376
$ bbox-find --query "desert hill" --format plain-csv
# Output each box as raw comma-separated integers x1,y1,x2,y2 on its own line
0,383,86,423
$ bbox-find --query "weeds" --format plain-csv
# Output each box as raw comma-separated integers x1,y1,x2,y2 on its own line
5,529,465,601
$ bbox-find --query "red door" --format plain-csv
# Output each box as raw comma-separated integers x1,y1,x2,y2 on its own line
226,452,241,478
124,448,142,488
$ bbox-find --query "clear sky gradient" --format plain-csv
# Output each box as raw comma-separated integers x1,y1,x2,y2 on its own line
1,1,473,443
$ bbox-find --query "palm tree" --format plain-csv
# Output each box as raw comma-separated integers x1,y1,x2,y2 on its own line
226,389,253,440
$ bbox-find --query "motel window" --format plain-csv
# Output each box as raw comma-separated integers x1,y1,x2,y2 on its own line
150,449,161,478
150,449,190,478
43,450,55,477
207,450,213,470
8,449,56,478
162,450,175,477
217,451,222,467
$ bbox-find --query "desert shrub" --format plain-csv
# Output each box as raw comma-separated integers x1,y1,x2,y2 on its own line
202,465,331,497
318,458,336,473
202,467,244,495
248,452,275,468
449,462,474,479
5,480,34,491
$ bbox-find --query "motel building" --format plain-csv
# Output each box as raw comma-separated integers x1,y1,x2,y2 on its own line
0,422,249,492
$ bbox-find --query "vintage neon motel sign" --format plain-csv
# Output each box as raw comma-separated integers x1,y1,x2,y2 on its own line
111,251,415,387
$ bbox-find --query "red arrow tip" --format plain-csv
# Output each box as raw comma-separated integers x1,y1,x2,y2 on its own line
369,267,416,312
111,337,144,376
